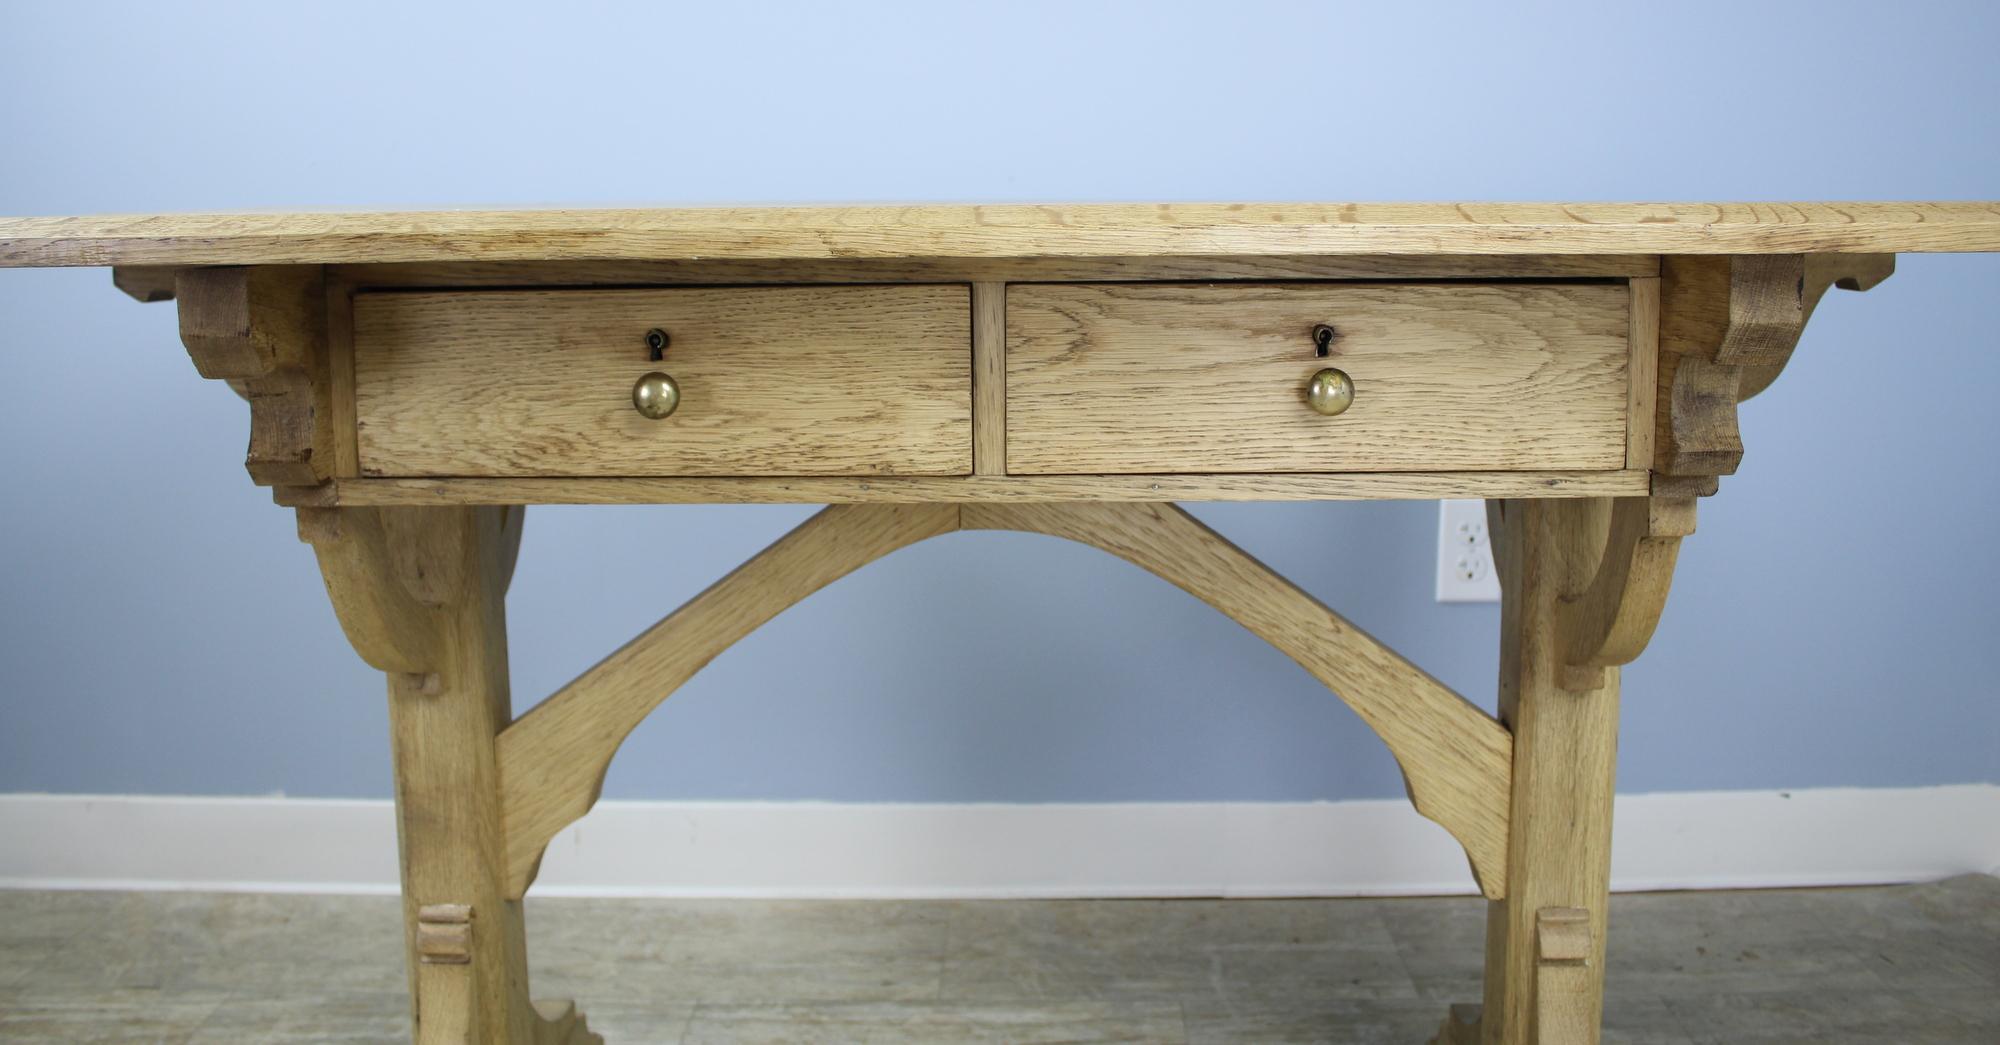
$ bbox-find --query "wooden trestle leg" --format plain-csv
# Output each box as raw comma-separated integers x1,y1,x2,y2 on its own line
1436,495,1691,1045
298,505,596,1045
1478,498,1620,1044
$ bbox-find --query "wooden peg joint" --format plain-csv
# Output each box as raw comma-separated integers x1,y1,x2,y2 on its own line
1536,906,1592,964
1533,907,1596,1042
415,903,473,965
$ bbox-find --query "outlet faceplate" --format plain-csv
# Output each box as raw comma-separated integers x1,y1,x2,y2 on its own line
1436,499,1500,603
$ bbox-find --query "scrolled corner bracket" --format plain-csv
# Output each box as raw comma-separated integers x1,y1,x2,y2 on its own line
295,506,447,675
1554,495,1696,692
1736,253,1896,402
1656,253,1894,493
174,264,332,487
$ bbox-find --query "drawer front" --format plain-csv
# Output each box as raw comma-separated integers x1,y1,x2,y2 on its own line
353,285,971,477
1005,282,1631,474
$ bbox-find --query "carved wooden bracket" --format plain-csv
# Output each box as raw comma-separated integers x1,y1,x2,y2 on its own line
294,505,524,675
172,265,331,486
1655,253,1894,497
1555,495,1697,692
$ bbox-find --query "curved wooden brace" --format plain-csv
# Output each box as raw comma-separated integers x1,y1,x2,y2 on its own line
294,505,524,675
1554,496,1696,691
493,504,963,896
962,503,1513,899
296,507,447,673
495,501,1516,901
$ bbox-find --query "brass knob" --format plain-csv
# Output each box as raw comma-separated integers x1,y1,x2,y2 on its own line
632,371,681,419
1306,368,1354,416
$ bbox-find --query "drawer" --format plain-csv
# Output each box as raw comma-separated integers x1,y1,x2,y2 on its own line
1005,282,1631,474
352,285,971,477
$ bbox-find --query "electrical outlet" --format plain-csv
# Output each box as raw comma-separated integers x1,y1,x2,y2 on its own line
1436,499,1500,602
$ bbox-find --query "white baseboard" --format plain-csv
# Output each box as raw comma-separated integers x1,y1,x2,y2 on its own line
1,786,1994,898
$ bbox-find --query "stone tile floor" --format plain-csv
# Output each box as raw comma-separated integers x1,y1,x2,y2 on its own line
0,875,1993,1043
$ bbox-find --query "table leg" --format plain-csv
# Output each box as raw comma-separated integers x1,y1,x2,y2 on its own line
298,505,595,1045
1472,499,1622,1044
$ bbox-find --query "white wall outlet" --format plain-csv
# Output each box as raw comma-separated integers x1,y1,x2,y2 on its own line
1436,499,1501,603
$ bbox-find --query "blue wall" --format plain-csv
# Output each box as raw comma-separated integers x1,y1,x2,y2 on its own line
1,0,1995,802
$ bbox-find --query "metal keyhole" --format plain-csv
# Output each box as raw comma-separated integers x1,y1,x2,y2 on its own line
1312,324,1337,358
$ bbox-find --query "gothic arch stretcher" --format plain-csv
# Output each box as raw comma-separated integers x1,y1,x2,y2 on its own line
490,501,1517,902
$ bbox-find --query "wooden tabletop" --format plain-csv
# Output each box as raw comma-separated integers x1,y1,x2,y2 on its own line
2,203,1999,267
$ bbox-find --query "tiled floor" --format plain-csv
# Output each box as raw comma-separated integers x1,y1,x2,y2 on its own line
0,876,1994,1043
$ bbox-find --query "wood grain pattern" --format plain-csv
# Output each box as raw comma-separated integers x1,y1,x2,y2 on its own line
327,254,1662,287
1006,283,1629,474
1736,253,1896,401
111,264,177,302
298,505,592,1044
175,266,333,486
1534,907,1596,1043
1625,277,1659,470
271,470,1652,507
1479,498,1624,1045
1654,352,1745,477
9,202,2000,266
325,274,362,477
1661,255,1811,368
971,282,1006,474
352,285,971,477
1556,496,1695,691
1654,254,1894,486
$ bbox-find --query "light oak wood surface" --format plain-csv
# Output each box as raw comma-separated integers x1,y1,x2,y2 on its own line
271,470,1652,507
176,266,333,485
5,200,1967,1045
297,505,594,1044
1006,283,1630,474
7,202,2000,266
971,281,1007,475
352,285,971,477
1471,498,1625,1045
318,253,1663,288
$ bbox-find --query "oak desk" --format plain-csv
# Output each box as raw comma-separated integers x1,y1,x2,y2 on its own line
5,203,1998,1045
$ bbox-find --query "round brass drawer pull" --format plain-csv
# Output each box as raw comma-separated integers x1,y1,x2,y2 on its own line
632,371,681,419
1306,367,1354,416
